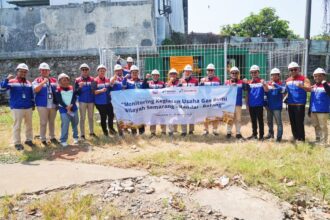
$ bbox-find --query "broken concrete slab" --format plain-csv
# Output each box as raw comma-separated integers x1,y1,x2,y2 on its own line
192,186,290,220
0,160,147,196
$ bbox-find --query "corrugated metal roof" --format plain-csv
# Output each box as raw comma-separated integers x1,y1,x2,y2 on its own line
6,0,49,7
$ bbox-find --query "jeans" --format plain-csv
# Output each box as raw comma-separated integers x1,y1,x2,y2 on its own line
249,106,264,138
60,111,79,143
266,108,283,139
95,103,115,135
288,105,305,141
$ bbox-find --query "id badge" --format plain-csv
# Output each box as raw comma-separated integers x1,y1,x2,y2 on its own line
22,93,26,99
48,93,53,99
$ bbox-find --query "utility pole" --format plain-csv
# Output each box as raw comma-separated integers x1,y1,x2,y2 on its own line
304,0,312,76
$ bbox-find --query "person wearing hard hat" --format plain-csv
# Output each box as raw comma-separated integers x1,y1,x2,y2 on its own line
32,62,59,146
56,73,79,147
75,63,96,140
110,64,127,136
122,57,134,77
264,68,285,142
144,69,166,137
92,65,116,136
200,64,221,136
0,63,35,150
285,62,311,142
243,65,269,141
122,65,145,135
166,68,180,136
225,66,244,140
309,68,330,146
179,64,199,136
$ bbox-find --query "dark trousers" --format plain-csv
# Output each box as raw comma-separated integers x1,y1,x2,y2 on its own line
288,105,305,141
249,106,264,138
95,103,115,135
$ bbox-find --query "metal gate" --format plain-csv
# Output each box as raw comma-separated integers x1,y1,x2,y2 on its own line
99,41,306,82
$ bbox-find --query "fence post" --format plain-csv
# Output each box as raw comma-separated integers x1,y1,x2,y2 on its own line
303,39,309,77
224,39,228,82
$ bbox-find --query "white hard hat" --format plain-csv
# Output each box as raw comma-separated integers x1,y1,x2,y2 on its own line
250,65,260,72
39,62,50,70
151,69,160,75
206,63,215,70
16,63,29,71
184,64,193,71
270,68,281,75
79,63,90,70
97,64,107,71
114,64,122,71
126,57,134,63
288,62,300,69
230,66,240,73
313,67,327,75
168,68,178,74
130,65,139,72
58,73,70,81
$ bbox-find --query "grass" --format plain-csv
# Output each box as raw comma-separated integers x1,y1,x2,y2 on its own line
107,142,330,203
0,190,126,220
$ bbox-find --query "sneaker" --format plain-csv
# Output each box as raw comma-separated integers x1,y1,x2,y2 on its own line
226,134,232,139
15,144,24,151
41,140,48,146
213,131,219,136
236,134,244,140
60,142,68,148
203,131,209,136
50,138,59,144
264,134,274,140
73,138,79,145
189,131,194,135
90,133,98,138
81,135,86,140
247,135,258,140
181,133,187,137
24,140,35,147
259,136,264,141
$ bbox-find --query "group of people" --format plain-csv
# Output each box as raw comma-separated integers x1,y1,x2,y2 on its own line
1,56,329,150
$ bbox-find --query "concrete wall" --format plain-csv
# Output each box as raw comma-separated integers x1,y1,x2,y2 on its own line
0,0,156,54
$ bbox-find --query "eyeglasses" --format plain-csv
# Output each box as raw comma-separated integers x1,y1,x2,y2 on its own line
207,70,214,72
289,68,299,72
81,68,89,71
250,71,258,74
231,72,239,75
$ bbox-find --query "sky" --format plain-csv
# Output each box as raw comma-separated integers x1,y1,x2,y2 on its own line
188,0,325,37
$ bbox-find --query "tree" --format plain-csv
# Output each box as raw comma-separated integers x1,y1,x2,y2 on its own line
220,8,299,39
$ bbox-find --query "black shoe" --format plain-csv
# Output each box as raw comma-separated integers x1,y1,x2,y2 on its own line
15,144,24,151
181,133,187,137
236,134,244,139
103,132,109,137
203,131,209,136
247,135,258,140
41,141,48,146
259,137,264,141
109,128,117,135
90,133,98,138
50,138,59,144
226,134,232,139
276,137,282,142
169,132,173,137
264,134,274,140
24,140,35,147
81,135,86,140
150,133,156,138
189,131,194,135
213,131,219,136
